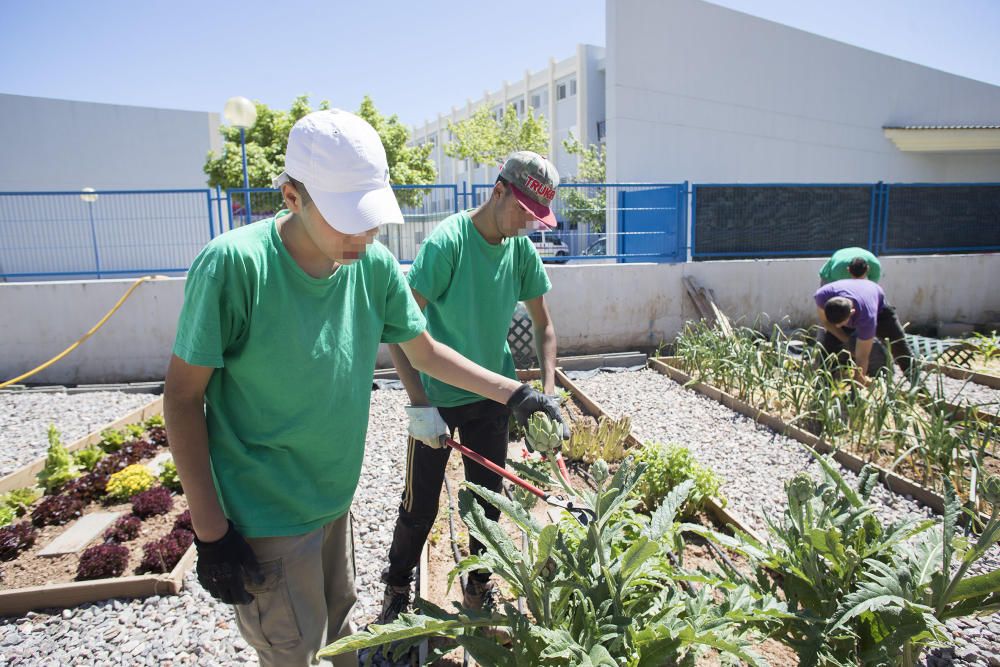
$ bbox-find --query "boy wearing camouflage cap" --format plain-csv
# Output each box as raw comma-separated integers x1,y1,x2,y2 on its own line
378,151,561,623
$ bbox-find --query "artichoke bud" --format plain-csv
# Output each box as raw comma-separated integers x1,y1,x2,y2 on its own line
981,475,1000,505
527,413,562,454
787,473,815,504
540,556,558,581
591,459,610,485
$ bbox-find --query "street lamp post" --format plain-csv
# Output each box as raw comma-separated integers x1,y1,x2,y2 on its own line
81,187,101,279
223,96,258,225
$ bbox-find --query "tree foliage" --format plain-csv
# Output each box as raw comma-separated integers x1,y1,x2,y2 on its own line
561,132,607,231
203,95,436,207
444,105,549,169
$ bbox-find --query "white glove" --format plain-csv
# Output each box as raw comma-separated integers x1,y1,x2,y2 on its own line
405,406,449,449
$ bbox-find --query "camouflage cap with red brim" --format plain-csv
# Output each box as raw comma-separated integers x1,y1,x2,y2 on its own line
499,151,560,228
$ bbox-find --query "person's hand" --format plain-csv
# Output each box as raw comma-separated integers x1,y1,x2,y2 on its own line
405,406,448,449
506,384,569,441
194,520,263,605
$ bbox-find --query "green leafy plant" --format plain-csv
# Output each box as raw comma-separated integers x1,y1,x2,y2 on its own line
319,458,787,665
1,487,41,518
632,441,724,515
159,460,183,492
98,428,127,453
125,423,146,441
37,425,81,493
688,452,936,666
0,506,15,527
73,446,106,472
829,474,1000,666
564,415,631,464
144,414,165,430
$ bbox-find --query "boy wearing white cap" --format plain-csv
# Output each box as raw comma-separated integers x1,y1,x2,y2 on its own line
379,151,561,624
164,111,564,667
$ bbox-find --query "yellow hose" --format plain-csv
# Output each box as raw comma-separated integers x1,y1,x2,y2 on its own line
0,275,168,389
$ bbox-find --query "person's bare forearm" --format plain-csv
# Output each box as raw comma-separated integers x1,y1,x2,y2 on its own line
164,395,228,542
534,321,557,394
401,334,519,404
389,343,430,405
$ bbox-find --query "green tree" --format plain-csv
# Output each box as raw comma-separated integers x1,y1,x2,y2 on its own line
561,132,607,231
355,95,437,207
444,105,549,168
203,95,436,207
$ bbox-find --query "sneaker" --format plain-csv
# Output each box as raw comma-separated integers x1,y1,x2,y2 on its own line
462,576,499,612
462,577,511,644
377,582,411,625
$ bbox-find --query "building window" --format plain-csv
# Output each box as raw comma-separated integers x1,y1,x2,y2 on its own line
570,78,577,96
516,99,525,115
596,120,606,142
426,133,437,146
557,83,567,101
531,93,541,109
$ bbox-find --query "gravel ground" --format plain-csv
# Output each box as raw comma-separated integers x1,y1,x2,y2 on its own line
925,371,1000,416
0,387,411,666
0,390,160,478
575,368,1000,667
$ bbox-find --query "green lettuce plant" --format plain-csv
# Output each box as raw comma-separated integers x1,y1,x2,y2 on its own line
37,425,81,493
632,441,723,516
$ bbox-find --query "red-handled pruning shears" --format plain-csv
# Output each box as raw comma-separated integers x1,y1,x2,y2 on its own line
443,437,596,526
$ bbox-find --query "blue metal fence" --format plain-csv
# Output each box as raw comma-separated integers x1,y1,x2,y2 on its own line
0,189,215,280
691,181,1000,260
2,181,997,280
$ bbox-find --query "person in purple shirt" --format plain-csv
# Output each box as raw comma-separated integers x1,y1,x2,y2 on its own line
814,278,891,385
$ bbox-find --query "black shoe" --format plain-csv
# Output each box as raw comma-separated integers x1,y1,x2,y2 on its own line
378,582,411,625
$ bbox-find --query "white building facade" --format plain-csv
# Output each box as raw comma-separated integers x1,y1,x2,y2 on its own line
409,44,606,187
604,0,1000,185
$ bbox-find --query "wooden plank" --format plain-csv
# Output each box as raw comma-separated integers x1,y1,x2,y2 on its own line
38,512,122,556
0,395,163,495
923,361,1000,390
682,276,734,337
0,544,193,616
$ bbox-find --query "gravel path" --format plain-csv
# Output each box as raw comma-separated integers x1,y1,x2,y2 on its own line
0,387,411,666
925,371,1000,417
575,368,1000,667
0,390,160,478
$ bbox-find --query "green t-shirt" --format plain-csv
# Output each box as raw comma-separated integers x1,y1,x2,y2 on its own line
408,211,551,407
819,247,882,283
172,214,425,537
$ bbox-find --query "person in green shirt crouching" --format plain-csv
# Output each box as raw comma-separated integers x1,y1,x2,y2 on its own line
164,110,564,667
817,246,914,375
377,151,562,627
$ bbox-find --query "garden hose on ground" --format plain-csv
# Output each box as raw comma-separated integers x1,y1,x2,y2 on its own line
0,275,167,389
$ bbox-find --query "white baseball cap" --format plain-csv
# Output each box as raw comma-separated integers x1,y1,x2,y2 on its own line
272,109,404,234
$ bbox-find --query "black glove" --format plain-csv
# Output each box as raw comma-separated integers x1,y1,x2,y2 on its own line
194,520,263,605
506,384,570,442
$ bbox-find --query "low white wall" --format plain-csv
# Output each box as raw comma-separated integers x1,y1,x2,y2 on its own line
2,255,997,384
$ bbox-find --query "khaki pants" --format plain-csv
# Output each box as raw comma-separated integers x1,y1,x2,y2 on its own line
234,513,358,667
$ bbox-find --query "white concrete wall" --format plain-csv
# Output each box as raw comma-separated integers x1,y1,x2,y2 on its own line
3,254,997,384
0,94,222,191
605,0,1000,184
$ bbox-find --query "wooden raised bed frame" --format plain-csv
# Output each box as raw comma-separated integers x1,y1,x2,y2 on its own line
0,395,197,617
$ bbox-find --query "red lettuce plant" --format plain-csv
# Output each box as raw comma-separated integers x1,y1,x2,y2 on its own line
76,543,130,580
104,515,142,543
136,529,193,574
0,522,38,560
173,510,192,533
131,487,173,518
62,471,111,504
31,494,84,527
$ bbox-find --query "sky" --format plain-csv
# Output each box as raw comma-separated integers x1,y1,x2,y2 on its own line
1,0,998,129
